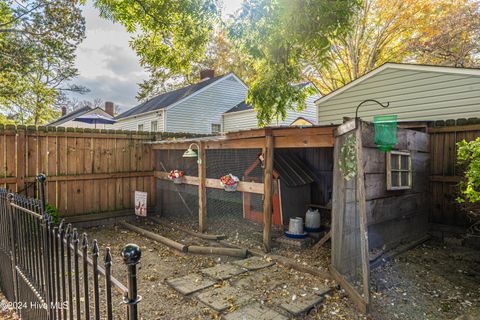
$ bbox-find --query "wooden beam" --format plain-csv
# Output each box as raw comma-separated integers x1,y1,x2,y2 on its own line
11,171,154,184
225,128,267,140
274,134,334,148
330,266,368,314
262,134,274,252
151,130,335,150
355,120,371,305
154,171,264,194
198,141,207,233
205,138,264,150
271,126,336,137
335,119,356,136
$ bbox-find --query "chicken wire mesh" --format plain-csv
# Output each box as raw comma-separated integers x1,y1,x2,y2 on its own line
332,130,369,301
154,148,266,245
205,148,264,247
155,149,199,227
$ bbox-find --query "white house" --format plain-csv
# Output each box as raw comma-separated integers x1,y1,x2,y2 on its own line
113,70,248,134
315,63,480,125
221,83,321,132
47,102,115,129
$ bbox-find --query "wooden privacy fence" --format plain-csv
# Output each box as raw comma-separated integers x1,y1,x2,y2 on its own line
429,123,480,226
0,125,157,217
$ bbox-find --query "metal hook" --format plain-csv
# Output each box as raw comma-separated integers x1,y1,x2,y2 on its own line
355,99,390,119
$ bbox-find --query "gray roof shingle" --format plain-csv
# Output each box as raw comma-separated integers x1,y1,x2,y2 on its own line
116,74,229,119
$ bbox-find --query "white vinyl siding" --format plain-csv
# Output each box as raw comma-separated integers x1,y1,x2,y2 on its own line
164,75,247,134
113,110,165,132
222,94,320,132
316,67,480,125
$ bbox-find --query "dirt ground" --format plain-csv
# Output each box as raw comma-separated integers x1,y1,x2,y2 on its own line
80,219,480,320
369,239,480,320
82,220,364,320
0,293,20,320
2,217,478,319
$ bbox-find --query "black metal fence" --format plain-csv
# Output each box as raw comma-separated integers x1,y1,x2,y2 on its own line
0,175,141,320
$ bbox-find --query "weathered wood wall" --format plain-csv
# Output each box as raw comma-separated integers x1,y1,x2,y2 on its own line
362,122,430,250
0,125,157,217
429,124,480,226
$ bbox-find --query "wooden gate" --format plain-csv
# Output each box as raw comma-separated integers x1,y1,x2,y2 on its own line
330,119,370,313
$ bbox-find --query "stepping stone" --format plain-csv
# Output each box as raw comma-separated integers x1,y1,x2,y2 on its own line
280,293,323,316
223,303,288,320
232,256,274,271
201,264,247,280
196,286,251,312
233,270,283,291
166,273,216,295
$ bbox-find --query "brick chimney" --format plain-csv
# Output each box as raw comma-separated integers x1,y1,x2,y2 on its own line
200,69,215,81
61,106,67,116
104,101,114,116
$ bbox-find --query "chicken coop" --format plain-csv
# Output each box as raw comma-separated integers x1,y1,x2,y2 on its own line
151,126,336,250
149,119,429,313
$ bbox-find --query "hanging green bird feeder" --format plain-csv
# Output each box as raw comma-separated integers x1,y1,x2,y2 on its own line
374,115,397,152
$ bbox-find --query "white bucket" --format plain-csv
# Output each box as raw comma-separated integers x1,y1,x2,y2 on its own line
288,217,304,235
305,209,321,230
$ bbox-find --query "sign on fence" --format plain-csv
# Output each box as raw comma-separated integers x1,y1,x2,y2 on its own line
134,191,147,217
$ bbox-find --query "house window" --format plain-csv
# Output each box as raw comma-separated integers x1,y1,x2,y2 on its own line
211,123,221,134
138,124,144,131
151,121,158,132
386,151,412,190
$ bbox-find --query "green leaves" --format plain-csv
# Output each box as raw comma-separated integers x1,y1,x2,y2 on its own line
0,0,86,125
457,138,480,204
95,0,218,75
228,0,358,126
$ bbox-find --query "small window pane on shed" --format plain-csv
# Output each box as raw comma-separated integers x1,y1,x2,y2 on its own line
387,151,412,190
392,172,400,187
400,155,408,170
391,154,399,170
401,171,409,186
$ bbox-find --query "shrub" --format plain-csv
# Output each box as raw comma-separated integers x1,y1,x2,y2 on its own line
456,138,480,220
45,203,61,225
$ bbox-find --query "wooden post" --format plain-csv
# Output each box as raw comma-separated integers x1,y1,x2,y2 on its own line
198,142,207,233
355,120,370,309
16,126,26,193
262,134,274,252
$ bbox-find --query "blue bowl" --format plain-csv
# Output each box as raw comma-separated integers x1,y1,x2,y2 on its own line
284,230,308,239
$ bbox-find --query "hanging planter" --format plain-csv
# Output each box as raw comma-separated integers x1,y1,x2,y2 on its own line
374,115,397,152
168,170,185,184
220,174,239,192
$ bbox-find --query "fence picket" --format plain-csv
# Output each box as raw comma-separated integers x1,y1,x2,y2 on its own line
92,240,100,320
0,179,141,320
72,229,81,320
81,233,90,320
65,224,74,320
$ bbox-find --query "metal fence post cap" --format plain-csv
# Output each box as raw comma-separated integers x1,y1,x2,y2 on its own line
6,193,14,202
36,173,47,183
122,243,141,265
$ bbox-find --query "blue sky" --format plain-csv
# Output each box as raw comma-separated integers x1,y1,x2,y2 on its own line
71,0,244,111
